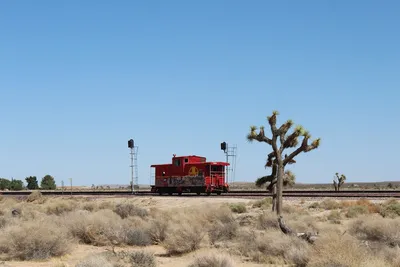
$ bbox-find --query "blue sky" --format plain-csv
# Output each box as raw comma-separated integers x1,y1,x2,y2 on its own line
1,0,399,187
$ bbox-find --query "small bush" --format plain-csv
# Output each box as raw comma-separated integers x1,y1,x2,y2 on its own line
345,205,369,218
252,198,272,209
379,200,400,218
45,199,78,215
125,229,152,246
162,215,206,255
64,210,125,246
0,220,72,260
26,191,45,203
349,217,400,247
308,232,368,266
147,215,170,244
308,202,319,209
229,203,246,213
256,212,278,230
113,203,148,219
124,250,156,267
188,253,235,267
205,206,238,244
327,210,341,224
319,199,342,210
236,229,310,265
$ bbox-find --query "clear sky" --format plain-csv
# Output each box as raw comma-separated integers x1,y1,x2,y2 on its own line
1,0,399,187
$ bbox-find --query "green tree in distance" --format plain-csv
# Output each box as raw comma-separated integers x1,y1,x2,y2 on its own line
0,178,11,190
41,175,57,190
247,111,321,215
25,176,39,190
9,179,24,191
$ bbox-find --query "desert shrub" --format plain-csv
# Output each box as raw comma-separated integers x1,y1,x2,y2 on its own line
308,232,380,267
188,253,235,267
252,198,272,209
0,220,72,260
229,203,246,213
377,246,400,267
349,217,400,247
123,250,156,267
162,215,206,255
0,217,6,228
282,205,299,214
319,199,342,210
327,210,342,224
26,191,45,203
80,202,98,212
236,229,310,265
308,202,320,209
63,209,127,246
204,206,238,244
379,200,400,218
147,216,170,244
355,198,380,213
98,201,114,210
113,203,148,219
345,205,369,218
45,199,78,215
256,212,278,230
125,228,152,246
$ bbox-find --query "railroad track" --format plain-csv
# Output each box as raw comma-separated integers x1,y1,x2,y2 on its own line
1,190,400,198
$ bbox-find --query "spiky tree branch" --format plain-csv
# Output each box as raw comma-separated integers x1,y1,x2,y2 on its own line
247,111,321,215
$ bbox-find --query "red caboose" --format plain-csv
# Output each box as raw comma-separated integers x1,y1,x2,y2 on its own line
150,154,230,196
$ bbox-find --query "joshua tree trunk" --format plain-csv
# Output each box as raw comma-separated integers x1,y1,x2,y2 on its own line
276,162,284,215
272,184,277,212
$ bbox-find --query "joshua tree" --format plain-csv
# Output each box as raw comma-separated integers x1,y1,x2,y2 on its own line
333,172,346,191
256,169,296,211
247,111,321,215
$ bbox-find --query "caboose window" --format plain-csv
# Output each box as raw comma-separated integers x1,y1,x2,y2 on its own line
174,159,181,166
184,158,188,163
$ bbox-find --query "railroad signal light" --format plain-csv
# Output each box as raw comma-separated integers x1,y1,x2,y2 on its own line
220,142,227,151
128,139,134,148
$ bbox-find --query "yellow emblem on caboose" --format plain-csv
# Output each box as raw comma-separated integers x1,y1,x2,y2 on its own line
188,166,199,176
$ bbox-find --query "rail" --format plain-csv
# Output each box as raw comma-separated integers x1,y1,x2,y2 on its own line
1,189,400,198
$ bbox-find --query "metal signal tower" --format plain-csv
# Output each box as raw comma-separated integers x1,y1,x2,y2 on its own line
220,142,237,184
128,139,139,194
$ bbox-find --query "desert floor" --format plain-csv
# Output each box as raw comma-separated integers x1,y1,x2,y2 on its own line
0,194,399,267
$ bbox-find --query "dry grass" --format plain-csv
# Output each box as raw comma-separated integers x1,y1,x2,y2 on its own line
0,219,72,260
236,229,311,265
188,253,235,267
251,197,272,209
76,250,156,267
162,214,207,255
349,216,400,247
113,202,149,218
228,203,247,213
1,195,400,266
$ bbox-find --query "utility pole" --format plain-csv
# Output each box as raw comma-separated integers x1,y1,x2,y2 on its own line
68,178,72,196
